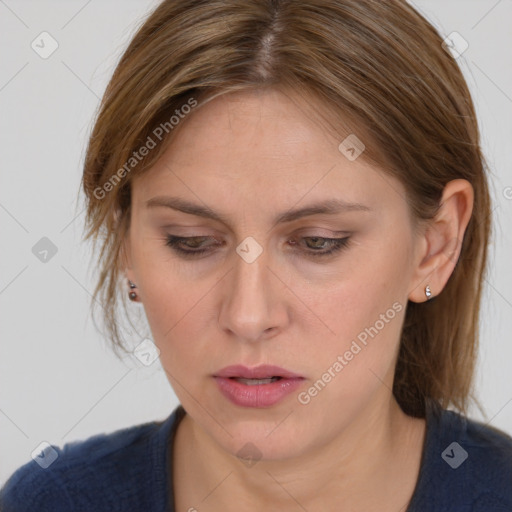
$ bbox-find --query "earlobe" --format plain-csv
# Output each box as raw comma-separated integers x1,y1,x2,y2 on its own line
120,228,137,288
128,280,138,301
408,179,474,303
120,239,140,302
117,213,140,301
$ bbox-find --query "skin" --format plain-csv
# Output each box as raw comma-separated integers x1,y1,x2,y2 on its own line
122,87,474,511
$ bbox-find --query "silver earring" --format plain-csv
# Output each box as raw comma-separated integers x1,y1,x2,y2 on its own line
128,280,137,301
425,285,433,301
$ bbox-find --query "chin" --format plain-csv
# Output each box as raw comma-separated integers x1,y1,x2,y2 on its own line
211,416,315,463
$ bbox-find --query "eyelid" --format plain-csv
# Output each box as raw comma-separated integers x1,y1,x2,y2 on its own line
164,233,351,259
158,221,349,236
297,230,350,237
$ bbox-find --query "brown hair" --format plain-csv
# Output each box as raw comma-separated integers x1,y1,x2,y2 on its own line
81,0,491,419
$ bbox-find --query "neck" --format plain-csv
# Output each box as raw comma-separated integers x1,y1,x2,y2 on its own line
172,390,426,511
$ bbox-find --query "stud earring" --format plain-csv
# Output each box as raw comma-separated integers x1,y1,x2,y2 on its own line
425,285,433,301
128,279,137,301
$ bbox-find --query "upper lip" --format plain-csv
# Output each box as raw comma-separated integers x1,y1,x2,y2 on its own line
214,364,304,379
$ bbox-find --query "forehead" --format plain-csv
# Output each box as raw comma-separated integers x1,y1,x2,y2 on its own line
131,88,408,220
166,88,338,163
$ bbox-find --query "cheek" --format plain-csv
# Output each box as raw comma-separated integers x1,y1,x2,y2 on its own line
294,283,405,438
308,284,404,384
299,241,409,397
135,253,219,369
307,238,408,338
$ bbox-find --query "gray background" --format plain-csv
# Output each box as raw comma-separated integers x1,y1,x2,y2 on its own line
1,0,511,484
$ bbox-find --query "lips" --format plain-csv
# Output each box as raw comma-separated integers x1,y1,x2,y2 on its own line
213,364,305,408
213,364,303,380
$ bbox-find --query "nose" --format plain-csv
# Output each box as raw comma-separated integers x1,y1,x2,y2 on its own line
218,246,289,343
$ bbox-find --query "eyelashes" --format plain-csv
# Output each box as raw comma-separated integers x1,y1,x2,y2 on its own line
164,235,351,259
165,235,218,257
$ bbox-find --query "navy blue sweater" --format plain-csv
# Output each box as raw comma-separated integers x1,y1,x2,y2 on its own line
1,400,511,511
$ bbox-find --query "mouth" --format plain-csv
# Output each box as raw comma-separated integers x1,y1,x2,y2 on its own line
213,364,304,380
229,376,283,385
212,365,305,408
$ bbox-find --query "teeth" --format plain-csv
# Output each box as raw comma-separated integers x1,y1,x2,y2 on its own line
234,377,280,385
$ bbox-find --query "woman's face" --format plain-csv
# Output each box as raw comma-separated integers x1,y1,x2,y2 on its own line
125,88,426,460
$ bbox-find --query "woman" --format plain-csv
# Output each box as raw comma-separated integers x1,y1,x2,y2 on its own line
1,0,511,511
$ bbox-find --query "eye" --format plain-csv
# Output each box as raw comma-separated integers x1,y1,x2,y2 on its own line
164,234,351,259
165,235,220,257
290,236,351,257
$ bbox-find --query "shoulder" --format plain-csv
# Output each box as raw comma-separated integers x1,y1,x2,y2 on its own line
459,411,512,509
0,412,178,512
412,402,512,511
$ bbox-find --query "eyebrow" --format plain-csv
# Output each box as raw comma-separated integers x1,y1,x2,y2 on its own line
145,195,372,227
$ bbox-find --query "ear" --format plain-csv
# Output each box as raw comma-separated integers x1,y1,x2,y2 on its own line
116,210,135,282
408,179,474,303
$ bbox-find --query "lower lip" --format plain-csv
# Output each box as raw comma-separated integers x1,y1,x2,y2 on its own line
214,376,304,407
